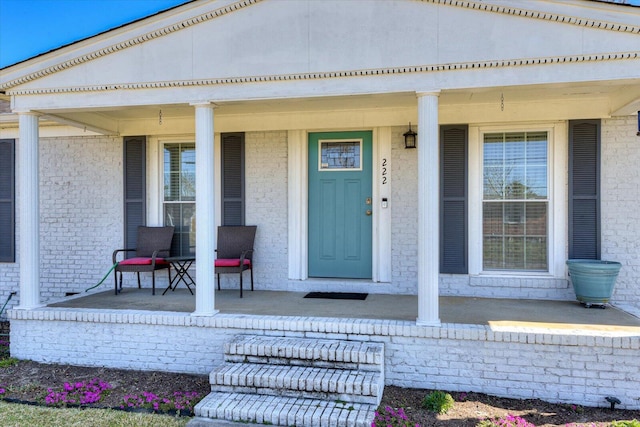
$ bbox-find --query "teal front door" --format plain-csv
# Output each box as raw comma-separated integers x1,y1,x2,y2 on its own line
308,131,372,278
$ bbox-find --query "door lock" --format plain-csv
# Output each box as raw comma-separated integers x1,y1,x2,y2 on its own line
365,197,372,205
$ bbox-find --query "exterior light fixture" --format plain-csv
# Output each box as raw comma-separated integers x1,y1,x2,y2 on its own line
403,122,417,149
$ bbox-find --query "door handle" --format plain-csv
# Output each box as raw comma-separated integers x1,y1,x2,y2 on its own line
366,210,372,216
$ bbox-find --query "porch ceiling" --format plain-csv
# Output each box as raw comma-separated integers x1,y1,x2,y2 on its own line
18,79,640,135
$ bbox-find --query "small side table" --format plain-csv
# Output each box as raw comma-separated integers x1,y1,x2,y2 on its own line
163,255,196,295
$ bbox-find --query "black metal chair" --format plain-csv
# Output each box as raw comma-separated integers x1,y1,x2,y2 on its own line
112,226,174,295
215,225,257,298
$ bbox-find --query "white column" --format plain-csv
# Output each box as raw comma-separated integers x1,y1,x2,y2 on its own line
192,103,218,316
287,130,307,280
416,92,441,326
17,112,42,309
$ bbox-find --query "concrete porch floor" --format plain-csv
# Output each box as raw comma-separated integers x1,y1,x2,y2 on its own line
49,288,640,334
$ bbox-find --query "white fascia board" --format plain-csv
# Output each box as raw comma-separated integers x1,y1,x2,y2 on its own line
9,55,640,112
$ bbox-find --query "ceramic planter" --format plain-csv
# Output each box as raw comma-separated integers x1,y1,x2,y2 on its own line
566,259,621,307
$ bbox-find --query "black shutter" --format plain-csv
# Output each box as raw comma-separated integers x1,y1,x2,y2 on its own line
123,136,146,249
0,139,15,262
221,132,245,226
440,125,468,273
568,120,600,260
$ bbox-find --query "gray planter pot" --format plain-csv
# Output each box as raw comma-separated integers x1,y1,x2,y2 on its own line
566,259,621,307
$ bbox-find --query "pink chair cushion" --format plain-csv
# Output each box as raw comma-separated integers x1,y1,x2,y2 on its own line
215,258,251,267
119,257,168,266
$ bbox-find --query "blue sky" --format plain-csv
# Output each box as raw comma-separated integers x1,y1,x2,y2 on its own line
0,0,190,68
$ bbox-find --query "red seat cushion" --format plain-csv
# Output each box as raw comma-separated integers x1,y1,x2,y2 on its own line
119,257,168,266
215,258,251,267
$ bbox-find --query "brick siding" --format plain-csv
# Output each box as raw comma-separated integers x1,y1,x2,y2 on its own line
601,116,640,316
10,309,640,410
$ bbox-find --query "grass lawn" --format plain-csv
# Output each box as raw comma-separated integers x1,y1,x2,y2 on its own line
0,401,190,427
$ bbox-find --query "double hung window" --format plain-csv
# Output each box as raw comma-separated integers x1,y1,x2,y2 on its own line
482,132,548,271
163,143,196,256
161,134,245,255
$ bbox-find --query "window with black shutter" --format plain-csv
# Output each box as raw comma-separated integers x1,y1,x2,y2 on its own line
440,125,468,274
123,136,146,251
0,139,15,262
221,132,245,226
568,120,600,260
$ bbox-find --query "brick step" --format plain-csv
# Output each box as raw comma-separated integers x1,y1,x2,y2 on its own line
210,362,382,405
225,335,383,371
193,392,377,427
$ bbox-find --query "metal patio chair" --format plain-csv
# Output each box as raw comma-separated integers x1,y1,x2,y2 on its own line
112,226,174,295
215,225,257,298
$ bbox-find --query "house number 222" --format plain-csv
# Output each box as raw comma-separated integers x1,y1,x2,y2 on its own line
381,158,387,185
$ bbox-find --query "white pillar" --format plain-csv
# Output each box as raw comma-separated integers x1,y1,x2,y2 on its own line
416,92,441,326
192,103,218,316
287,130,307,280
17,112,42,309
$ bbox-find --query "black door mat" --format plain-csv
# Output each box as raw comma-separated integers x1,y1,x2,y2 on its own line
303,292,368,300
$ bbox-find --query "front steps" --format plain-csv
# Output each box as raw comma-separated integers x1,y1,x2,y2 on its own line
191,335,384,427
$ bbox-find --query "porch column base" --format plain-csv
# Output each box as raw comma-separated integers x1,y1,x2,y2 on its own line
416,319,442,327
191,310,219,317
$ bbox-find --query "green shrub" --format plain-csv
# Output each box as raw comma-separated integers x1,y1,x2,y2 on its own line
421,390,455,414
476,414,535,427
0,357,18,368
611,421,640,427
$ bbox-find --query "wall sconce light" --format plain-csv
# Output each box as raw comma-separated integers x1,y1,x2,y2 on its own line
403,122,417,149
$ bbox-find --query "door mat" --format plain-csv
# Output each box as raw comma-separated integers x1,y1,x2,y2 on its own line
303,292,368,300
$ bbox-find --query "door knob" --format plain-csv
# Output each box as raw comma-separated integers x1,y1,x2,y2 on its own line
366,210,372,216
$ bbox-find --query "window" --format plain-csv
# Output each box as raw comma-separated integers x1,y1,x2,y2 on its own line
482,132,548,271
161,134,246,254
0,139,15,262
163,143,195,256
319,140,362,170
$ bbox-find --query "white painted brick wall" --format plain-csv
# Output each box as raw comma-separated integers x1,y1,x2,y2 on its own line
0,136,122,309
229,131,289,290
390,126,419,294
10,309,640,409
440,275,575,301
39,136,123,299
601,116,640,315
385,335,640,409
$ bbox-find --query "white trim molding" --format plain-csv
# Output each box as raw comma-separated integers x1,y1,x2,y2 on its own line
468,121,567,278
6,52,639,96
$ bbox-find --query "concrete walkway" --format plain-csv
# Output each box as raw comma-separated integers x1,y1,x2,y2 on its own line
49,289,640,333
